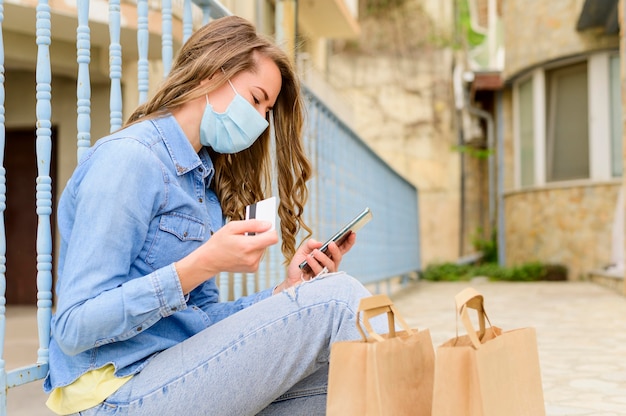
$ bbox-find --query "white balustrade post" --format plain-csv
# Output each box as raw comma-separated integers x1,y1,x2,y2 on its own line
183,0,193,43
137,0,149,104
34,0,53,372
109,0,123,132
162,0,173,77
76,0,91,161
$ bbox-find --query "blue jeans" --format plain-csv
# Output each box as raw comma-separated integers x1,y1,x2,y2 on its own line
72,273,381,415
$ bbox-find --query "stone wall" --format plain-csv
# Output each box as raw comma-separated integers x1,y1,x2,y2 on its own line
505,182,621,280
323,0,480,265
327,49,464,264
500,0,624,285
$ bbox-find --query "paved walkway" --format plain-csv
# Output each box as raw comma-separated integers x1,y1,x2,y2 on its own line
391,280,626,416
4,280,626,415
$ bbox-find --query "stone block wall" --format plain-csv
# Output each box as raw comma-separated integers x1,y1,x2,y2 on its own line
500,0,623,285
323,0,489,265
327,50,464,265
504,182,620,280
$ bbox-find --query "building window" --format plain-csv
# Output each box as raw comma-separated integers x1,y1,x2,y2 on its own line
546,62,589,182
609,54,623,178
515,53,621,189
518,77,535,187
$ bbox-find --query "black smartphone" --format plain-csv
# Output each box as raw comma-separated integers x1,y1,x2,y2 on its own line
298,207,373,272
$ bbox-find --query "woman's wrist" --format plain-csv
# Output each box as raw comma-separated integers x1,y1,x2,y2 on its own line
175,251,219,294
272,280,288,295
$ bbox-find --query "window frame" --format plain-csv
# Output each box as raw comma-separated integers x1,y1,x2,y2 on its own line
513,51,619,189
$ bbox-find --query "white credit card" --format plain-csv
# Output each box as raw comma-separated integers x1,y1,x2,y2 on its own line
245,196,277,235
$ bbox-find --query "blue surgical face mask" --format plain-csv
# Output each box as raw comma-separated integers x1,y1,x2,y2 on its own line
199,79,269,154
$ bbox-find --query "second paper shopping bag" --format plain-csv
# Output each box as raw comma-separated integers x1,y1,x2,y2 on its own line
431,287,546,416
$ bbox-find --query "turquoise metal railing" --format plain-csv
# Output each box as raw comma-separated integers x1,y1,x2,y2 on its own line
0,0,420,413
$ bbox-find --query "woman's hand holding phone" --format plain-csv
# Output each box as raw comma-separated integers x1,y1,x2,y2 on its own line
273,207,371,294
275,232,357,295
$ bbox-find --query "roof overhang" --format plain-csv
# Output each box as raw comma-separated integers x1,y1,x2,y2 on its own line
298,0,360,39
472,71,504,91
576,0,619,34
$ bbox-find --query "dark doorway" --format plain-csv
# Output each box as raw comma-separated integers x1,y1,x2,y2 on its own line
5,128,57,305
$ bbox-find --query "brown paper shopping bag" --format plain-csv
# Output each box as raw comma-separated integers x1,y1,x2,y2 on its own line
431,287,546,416
327,294,435,416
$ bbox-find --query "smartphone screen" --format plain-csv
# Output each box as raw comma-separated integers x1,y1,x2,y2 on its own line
298,207,373,272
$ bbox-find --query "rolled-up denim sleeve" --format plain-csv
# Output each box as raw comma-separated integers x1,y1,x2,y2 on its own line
52,138,187,356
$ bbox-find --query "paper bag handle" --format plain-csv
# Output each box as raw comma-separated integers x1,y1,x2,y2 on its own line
356,294,413,342
455,287,492,349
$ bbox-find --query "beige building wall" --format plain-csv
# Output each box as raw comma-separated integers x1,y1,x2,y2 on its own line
326,0,461,265
503,0,619,80
340,55,459,266
501,0,622,280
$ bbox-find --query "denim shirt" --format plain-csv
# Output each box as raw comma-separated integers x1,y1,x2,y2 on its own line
44,114,273,392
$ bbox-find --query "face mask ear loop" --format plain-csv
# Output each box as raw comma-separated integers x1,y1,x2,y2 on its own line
220,67,238,95
226,79,237,95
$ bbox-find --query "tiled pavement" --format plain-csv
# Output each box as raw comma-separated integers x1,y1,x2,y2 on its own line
5,279,626,415
391,280,626,416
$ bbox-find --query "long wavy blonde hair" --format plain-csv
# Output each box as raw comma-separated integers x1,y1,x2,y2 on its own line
126,15,312,262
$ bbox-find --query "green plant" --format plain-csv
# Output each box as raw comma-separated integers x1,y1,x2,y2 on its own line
420,263,471,281
509,262,547,281
542,264,568,281
457,0,485,48
452,144,492,160
470,262,507,280
363,0,406,17
472,227,498,264
420,261,567,282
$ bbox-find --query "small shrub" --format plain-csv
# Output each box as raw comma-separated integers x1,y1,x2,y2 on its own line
470,263,508,280
472,227,498,264
543,264,568,281
420,261,567,282
421,263,471,281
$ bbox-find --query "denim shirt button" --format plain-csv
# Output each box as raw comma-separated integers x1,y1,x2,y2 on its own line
183,231,188,238
198,198,203,203
136,326,142,332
